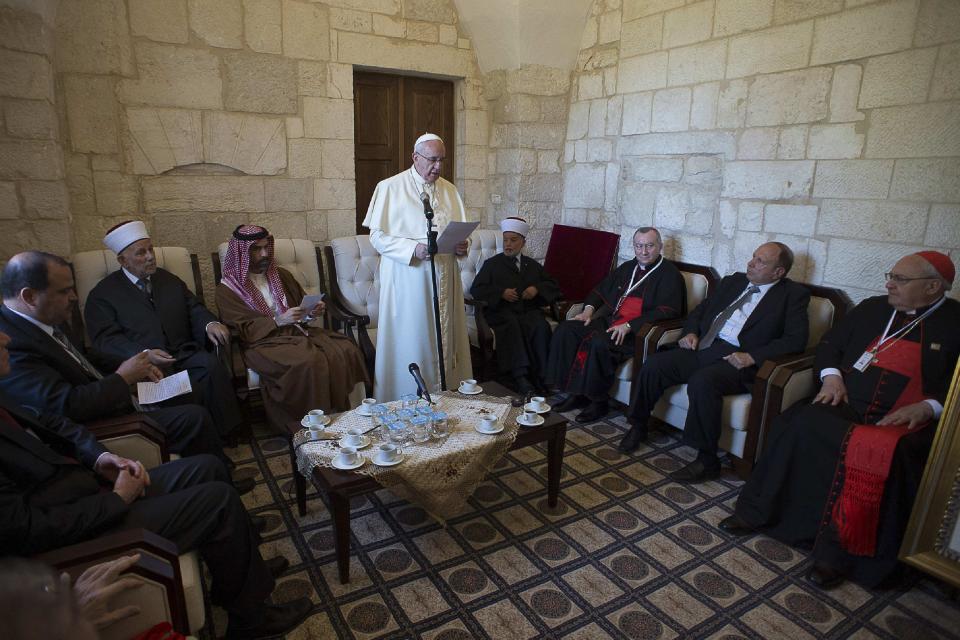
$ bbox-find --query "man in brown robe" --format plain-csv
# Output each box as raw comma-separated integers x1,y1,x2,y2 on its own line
216,225,368,430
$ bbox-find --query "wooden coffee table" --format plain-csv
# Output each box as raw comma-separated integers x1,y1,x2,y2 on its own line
286,381,568,583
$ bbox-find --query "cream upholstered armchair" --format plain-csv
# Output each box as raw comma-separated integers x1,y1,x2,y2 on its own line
643,278,851,478
457,229,503,380
323,235,381,379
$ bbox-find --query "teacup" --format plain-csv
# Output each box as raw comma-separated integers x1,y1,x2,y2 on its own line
341,429,364,447
530,396,547,412
335,446,359,467
305,409,326,426
479,415,498,432
360,398,378,413
459,379,479,393
522,409,538,423
377,443,402,463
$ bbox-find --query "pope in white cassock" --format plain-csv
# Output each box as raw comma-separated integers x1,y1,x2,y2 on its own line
362,133,473,401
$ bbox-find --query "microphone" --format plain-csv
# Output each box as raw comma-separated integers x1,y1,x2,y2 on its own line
408,362,432,404
420,191,434,219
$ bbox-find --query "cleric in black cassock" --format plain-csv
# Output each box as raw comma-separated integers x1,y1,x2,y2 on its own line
470,217,560,394
722,251,960,589
546,227,685,424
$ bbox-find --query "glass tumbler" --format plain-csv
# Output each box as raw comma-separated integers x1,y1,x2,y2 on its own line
430,411,449,439
410,415,431,443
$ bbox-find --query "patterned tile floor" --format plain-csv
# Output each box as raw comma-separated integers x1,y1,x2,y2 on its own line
210,409,960,639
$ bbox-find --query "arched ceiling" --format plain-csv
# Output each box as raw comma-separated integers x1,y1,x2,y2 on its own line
452,0,593,72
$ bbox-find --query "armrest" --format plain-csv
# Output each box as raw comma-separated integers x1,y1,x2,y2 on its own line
86,414,169,466
464,299,494,353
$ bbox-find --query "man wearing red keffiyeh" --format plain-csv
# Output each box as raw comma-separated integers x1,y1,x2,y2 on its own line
216,226,368,431
724,251,960,589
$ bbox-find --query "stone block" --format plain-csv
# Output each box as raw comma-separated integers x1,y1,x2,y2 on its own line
738,201,764,231
203,112,287,175
324,0,399,12
588,100,607,138
813,160,893,198
605,162,620,211
726,21,813,79
463,147,487,179
718,199,737,238
285,117,304,138
621,131,737,160
262,178,310,211
0,50,52,101
925,205,960,249
464,110,489,147
305,210,329,242
605,96,623,136
685,155,722,185
458,38,471,50
625,157,683,182
303,97,354,139
283,0,330,61
520,175,562,202
404,0,455,23
244,0,282,53
746,67,831,126
818,199,926,243
654,183,716,231
331,8,372,32
188,0,242,48
462,179,485,208
64,153,95,217
336,32,473,78
439,24,458,46
915,0,960,47
671,235,715,264
587,138,613,162
620,14,662,58
91,156,122,172
564,142,574,163
763,204,817,236
737,127,778,160
223,52,298,114
617,52,668,94
807,123,863,159
721,160,814,198
774,0,842,24
535,150,559,175
0,181,17,218
20,180,69,219
64,76,118,155
580,15,598,49
406,21,438,43
287,139,324,178
866,102,960,158
130,0,189,44
329,209,359,239
651,88,690,132
690,83,718,130
621,92,652,135
0,220,71,260
829,64,865,123
298,61,327,97
0,5,52,55
55,0,134,75
505,66,571,97
668,40,726,87
662,0,713,48
777,126,808,159
321,140,354,179
931,42,960,101
716,79,748,129
4,99,57,140
574,140,588,162
92,171,139,218
372,13,404,37
520,148,538,176
257,211,307,238
519,123,565,150
314,178,356,210
563,164,605,208
622,0,684,22
123,108,202,175
889,158,960,202
579,73,604,101
143,176,265,212
811,0,917,66
122,43,222,109
824,238,924,292
619,182,656,226
598,11,622,44
859,48,937,108
714,0,773,36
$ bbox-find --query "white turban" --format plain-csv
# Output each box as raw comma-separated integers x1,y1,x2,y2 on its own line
414,132,443,149
103,220,149,254
500,217,529,237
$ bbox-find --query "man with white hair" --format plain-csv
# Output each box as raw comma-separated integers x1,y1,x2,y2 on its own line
362,133,473,401
470,216,560,394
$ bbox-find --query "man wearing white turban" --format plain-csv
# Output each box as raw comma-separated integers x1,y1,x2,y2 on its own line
362,133,474,400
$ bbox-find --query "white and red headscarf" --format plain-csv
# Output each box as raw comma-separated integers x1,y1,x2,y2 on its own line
221,225,289,316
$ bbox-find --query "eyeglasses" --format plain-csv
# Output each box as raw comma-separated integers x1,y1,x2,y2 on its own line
416,153,445,166
884,273,936,284
633,243,658,251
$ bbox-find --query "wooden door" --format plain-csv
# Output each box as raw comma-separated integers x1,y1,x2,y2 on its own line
353,71,455,232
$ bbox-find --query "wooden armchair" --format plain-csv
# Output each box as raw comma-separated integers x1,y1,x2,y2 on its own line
542,224,620,319
322,235,380,381
457,229,503,380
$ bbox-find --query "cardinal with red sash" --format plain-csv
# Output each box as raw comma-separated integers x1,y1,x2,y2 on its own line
546,227,685,423
724,251,960,589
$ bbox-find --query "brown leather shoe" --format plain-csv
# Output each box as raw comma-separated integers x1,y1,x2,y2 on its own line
807,563,845,589
717,514,753,536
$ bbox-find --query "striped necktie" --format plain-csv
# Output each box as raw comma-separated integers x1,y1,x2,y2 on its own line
699,285,761,350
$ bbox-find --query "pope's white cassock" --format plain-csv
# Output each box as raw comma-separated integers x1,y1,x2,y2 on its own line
362,165,473,401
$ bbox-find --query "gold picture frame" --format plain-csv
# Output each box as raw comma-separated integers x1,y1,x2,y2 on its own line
900,360,960,586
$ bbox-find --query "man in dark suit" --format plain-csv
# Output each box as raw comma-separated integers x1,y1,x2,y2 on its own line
0,330,311,639
621,242,811,482
84,220,243,438
0,251,233,467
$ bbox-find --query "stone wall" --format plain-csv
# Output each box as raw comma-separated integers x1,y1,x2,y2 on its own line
46,0,487,297
562,0,960,301
0,1,70,260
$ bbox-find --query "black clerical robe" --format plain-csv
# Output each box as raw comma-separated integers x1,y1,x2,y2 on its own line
470,253,561,380
546,257,685,399
734,296,960,587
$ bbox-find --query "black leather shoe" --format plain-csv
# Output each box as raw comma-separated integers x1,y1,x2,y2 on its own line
226,597,312,639
807,563,845,589
668,460,721,483
514,375,536,394
575,401,609,423
617,426,648,453
264,555,290,579
234,476,256,496
554,394,588,412
718,514,753,536
250,514,269,535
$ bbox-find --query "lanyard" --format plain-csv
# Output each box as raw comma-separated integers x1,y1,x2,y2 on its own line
871,297,945,357
615,258,662,311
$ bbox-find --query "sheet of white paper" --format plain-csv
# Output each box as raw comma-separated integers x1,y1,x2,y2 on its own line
137,370,193,405
436,221,480,254
300,293,324,309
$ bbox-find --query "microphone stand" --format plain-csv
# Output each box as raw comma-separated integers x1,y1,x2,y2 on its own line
423,195,447,391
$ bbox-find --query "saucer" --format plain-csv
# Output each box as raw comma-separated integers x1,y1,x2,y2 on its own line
474,423,504,435
517,414,545,427
339,435,371,449
524,402,551,414
373,454,404,467
355,406,373,416
458,385,483,395
301,415,331,428
331,456,365,471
